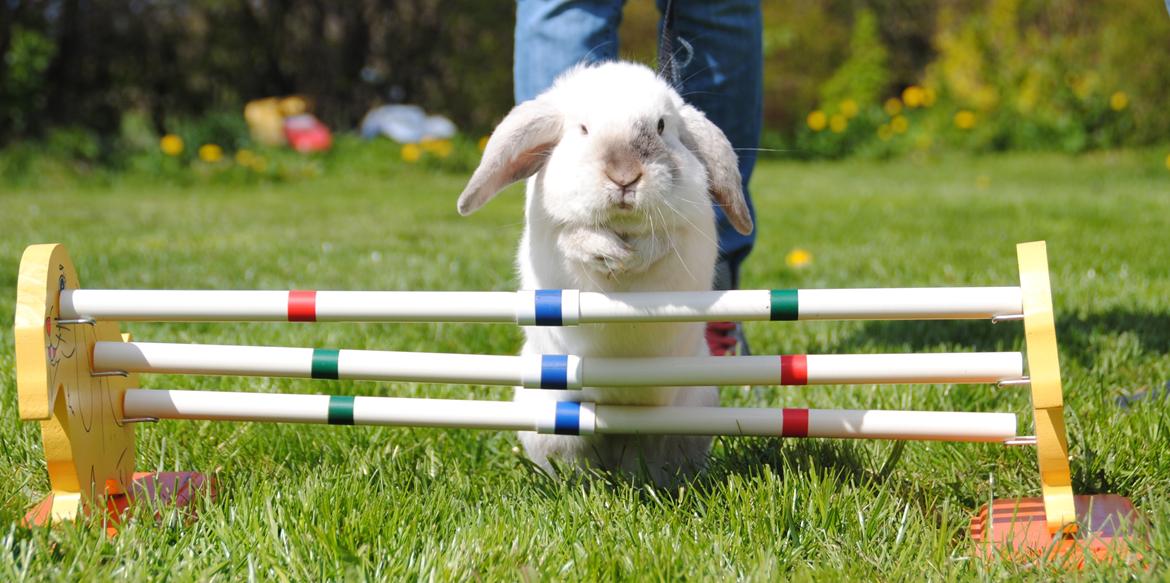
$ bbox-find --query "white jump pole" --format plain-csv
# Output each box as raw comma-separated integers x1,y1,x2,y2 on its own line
123,389,1019,442
95,341,1025,388
60,287,1024,323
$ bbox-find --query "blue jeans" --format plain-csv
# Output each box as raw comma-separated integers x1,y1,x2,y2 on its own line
514,0,762,289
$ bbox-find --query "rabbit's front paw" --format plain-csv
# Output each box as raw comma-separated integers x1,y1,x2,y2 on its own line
559,227,635,276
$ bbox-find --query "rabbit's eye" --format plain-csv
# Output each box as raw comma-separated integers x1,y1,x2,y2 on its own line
657,118,665,135
579,124,589,135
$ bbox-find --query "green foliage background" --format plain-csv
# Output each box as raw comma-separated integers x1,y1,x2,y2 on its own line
1,0,1168,165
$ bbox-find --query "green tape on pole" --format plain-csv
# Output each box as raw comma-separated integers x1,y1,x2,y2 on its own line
327,395,355,425
770,289,799,320
311,348,340,380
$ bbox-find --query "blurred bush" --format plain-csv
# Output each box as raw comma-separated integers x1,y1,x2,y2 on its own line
775,0,1169,158
0,120,486,189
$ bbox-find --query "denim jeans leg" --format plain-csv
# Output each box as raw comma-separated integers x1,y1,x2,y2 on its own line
657,0,762,290
514,0,626,103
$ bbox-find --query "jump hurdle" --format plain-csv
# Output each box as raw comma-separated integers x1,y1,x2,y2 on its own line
13,241,1138,561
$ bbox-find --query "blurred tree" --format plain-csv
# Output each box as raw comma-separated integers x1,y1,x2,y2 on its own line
0,0,517,145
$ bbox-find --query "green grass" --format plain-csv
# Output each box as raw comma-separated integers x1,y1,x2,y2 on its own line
1,150,1168,579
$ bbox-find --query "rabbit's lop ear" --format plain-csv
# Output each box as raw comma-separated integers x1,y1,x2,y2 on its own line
678,105,753,235
457,99,563,215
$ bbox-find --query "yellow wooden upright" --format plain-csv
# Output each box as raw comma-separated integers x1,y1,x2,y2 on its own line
1017,241,1077,534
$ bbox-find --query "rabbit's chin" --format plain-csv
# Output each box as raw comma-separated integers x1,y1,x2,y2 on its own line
555,224,675,280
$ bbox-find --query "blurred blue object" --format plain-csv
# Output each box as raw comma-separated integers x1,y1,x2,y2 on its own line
361,105,457,142
1115,381,1170,409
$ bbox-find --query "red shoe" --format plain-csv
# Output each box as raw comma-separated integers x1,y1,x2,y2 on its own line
706,321,750,356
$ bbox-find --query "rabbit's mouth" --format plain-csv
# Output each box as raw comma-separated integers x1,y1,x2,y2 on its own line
602,212,651,236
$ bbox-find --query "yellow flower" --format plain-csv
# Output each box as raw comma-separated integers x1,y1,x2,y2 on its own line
922,87,937,107
198,144,223,163
477,136,490,152
785,248,812,269
401,143,422,163
954,110,977,130
891,115,909,134
839,99,859,118
806,110,827,132
235,149,255,166
1165,153,1170,171
421,139,454,159
160,134,184,156
829,114,848,133
883,98,903,117
877,124,893,141
1110,91,1128,111
902,86,926,108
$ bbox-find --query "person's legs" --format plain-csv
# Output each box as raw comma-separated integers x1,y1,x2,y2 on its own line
657,0,762,355
657,0,762,290
514,0,626,103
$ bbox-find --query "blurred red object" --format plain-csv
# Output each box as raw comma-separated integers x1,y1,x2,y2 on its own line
284,114,332,152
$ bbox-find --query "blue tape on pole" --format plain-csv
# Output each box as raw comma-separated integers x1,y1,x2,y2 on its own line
534,289,563,326
540,354,569,390
554,402,581,435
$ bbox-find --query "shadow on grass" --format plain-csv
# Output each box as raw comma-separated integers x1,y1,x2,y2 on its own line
826,309,1170,367
703,438,872,487
826,320,1020,354
510,437,876,502
1055,309,1170,366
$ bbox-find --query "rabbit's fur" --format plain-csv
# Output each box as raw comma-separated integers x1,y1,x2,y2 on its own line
458,62,751,485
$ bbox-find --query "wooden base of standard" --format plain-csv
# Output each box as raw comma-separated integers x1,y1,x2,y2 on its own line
971,495,1142,566
23,472,216,537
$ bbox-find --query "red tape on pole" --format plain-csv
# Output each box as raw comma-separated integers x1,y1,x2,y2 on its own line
781,408,809,437
779,354,808,385
288,290,317,322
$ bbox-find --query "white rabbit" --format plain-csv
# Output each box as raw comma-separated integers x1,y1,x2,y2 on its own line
457,61,752,485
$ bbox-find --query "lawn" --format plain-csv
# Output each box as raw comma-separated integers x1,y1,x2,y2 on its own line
1,148,1168,579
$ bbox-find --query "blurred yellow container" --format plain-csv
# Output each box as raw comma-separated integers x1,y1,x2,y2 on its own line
244,98,287,146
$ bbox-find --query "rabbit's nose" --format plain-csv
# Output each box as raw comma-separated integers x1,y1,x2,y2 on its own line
605,167,643,189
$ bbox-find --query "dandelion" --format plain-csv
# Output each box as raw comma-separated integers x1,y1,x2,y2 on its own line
922,87,937,107
902,86,926,108
401,143,422,163
891,115,909,134
877,124,893,141
806,110,827,132
235,149,255,166
954,110,977,130
785,248,812,269
477,136,490,152
198,144,223,163
839,99,859,118
829,114,848,133
160,134,184,156
883,98,903,117
421,139,454,159
1110,91,1128,111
